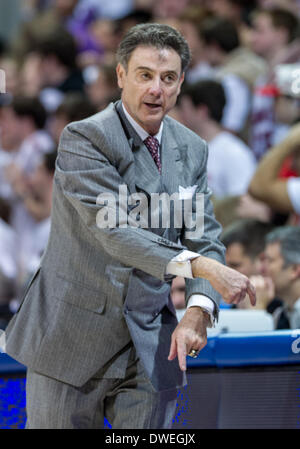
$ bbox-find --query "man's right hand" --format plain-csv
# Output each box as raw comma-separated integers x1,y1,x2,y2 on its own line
191,256,256,307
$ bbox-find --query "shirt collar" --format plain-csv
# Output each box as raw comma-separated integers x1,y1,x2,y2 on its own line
121,102,163,145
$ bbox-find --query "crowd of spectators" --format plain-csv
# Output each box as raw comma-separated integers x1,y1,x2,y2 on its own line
1,0,300,331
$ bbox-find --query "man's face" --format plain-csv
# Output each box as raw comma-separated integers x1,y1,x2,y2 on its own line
0,107,23,150
116,45,184,134
55,0,78,16
226,242,255,277
28,163,53,200
177,95,198,131
274,95,300,125
209,0,234,19
251,13,285,58
179,21,204,61
263,242,293,297
49,113,69,145
153,0,190,19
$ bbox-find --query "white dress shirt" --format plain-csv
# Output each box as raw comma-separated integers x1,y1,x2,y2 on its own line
206,130,257,198
122,104,215,324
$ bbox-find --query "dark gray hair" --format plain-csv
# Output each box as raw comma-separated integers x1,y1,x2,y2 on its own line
116,23,191,74
266,226,300,265
221,219,275,259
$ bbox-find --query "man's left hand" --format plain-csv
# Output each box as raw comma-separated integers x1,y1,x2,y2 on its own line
168,306,210,371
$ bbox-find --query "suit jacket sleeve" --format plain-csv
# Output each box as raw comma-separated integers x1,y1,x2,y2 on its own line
55,122,187,282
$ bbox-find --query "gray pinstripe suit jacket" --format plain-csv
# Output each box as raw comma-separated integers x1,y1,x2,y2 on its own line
5,101,225,391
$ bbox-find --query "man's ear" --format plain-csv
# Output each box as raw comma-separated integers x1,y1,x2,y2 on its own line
294,264,300,279
116,63,126,89
177,72,185,96
290,263,300,281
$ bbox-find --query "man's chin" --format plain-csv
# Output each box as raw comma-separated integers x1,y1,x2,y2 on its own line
142,118,163,134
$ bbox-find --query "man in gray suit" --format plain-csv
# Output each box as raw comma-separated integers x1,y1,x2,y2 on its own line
4,23,256,429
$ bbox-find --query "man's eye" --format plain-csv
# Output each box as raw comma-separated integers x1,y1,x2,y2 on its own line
165,74,176,82
141,73,150,79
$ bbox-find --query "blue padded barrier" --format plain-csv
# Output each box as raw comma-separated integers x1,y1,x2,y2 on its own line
1,330,299,372
1,330,300,429
186,330,300,368
0,354,26,374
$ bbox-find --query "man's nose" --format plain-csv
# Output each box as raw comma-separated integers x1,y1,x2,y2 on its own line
148,77,162,96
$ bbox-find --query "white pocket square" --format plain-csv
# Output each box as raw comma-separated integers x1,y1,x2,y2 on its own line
178,185,198,200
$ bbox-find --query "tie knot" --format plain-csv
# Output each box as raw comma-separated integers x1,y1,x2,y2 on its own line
144,135,159,152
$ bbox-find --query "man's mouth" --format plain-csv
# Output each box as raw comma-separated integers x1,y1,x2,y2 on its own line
144,102,162,110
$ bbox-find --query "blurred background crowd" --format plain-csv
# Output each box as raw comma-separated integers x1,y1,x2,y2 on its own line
0,0,300,332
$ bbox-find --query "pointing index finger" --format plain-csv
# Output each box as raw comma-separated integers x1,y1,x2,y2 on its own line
177,340,187,372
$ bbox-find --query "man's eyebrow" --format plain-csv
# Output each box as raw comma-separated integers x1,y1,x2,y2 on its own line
135,66,152,72
134,66,179,76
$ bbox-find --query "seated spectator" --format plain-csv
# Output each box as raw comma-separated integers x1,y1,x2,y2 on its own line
31,26,86,112
199,16,267,140
269,63,300,148
22,150,56,224
0,95,53,204
256,0,299,15
178,80,257,198
249,7,300,159
221,218,275,278
0,102,20,200
206,0,259,46
11,0,102,64
0,96,53,299
0,55,19,97
177,6,216,83
49,92,97,144
84,63,119,112
249,122,300,220
0,198,16,286
152,0,191,20
250,7,299,72
19,52,45,97
115,9,153,37
1,95,53,180
11,150,57,309
263,226,300,329
89,18,123,65
221,218,277,311
0,199,16,329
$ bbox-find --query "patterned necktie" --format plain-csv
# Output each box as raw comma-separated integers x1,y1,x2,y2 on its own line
144,136,161,174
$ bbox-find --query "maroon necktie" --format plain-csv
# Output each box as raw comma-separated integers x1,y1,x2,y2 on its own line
144,136,161,174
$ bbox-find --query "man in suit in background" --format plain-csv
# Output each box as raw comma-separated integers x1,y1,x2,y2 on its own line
4,23,256,429
263,226,300,330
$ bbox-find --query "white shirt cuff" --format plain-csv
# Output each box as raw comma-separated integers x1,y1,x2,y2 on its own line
166,250,200,279
167,250,215,326
187,294,215,327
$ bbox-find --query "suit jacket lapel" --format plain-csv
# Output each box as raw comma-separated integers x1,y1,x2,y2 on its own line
160,119,186,196
115,101,161,196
